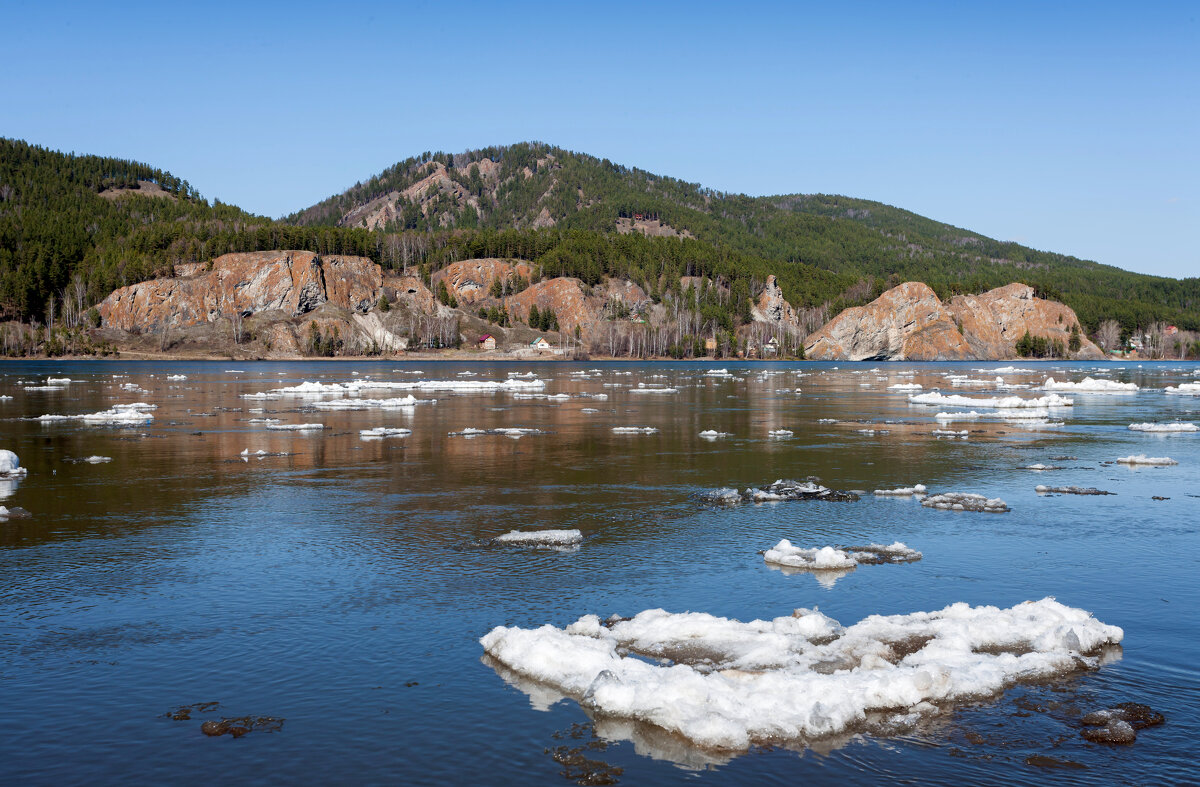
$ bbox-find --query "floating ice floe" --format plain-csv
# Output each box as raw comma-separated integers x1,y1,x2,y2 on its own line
612,427,658,434
165,374,188,381
312,395,432,410
0,450,28,477
921,493,1009,513
698,479,859,505
934,411,981,421
35,402,156,425
581,408,600,413
1116,455,1177,466
360,427,412,439
1164,382,1200,395
0,395,12,401
266,423,324,431
764,540,923,572
699,430,731,439
909,392,1073,409
512,393,572,401
888,383,923,391
1023,463,1059,471
80,456,112,463
1036,485,1115,496
1042,377,1138,393
991,366,1036,373
874,485,926,496
488,529,583,547
768,430,793,438
932,429,968,437
451,427,543,438
1128,422,1198,433
260,378,546,397
247,417,281,424
705,369,732,377
480,598,1123,751
630,386,678,394
0,505,32,520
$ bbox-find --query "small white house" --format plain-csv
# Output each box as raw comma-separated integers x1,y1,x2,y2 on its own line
478,334,496,350
529,337,551,350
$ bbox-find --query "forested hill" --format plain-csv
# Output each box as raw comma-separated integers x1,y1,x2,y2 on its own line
2,137,1197,334
288,142,1200,331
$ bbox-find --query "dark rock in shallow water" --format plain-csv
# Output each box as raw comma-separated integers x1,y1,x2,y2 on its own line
1024,754,1088,769
1082,702,1165,730
1035,485,1115,496
1081,719,1137,744
200,720,228,737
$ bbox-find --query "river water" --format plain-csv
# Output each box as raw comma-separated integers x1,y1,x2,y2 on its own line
1,360,1197,785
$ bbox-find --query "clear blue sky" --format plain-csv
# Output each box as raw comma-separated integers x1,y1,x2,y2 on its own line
4,0,1196,278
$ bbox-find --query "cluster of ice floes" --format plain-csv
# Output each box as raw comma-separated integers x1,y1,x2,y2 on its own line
482,529,583,549
1164,382,1200,395
698,479,859,505
763,539,921,571
1128,422,1197,433
1036,485,1115,496
481,598,1123,751
874,485,927,496
34,402,156,425
1116,454,1177,466
451,427,543,438
921,493,1009,513
250,378,547,398
1041,377,1138,393
359,427,411,439
909,392,1073,409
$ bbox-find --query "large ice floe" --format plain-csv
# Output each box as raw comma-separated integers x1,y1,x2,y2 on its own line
1116,454,1177,466
34,402,156,425
921,493,1009,513
359,427,411,439
1164,382,1200,395
481,598,1123,751
485,529,584,549
265,422,324,431
252,378,546,397
697,479,859,505
312,395,433,410
1128,422,1198,433
909,392,1073,409
1041,377,1138,393
0,450,28,478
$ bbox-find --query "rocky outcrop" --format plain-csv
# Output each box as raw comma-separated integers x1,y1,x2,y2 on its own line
805,283,972,361
99,251,381,332
752,275,798,324
805,281,1104,361
432,259,537,306
947,284,1104,360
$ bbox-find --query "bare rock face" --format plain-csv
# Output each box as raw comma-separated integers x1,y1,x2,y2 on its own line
433,259,536,306
98,251,381,332
806,281,1106,361
805,282,972,361
752,275,799,324
947,284,1104,360
505,279,591,333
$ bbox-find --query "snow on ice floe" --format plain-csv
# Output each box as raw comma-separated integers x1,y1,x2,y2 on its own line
480,598,1123,751
312,395,433,410
165,374,188,381
989,366,1036,373
34,402,155,425
360,427,412,439
76,455,112,464
1036,485,1115,496
630,385,678,394
1023,463,1060,471
874,485,927,496
1116,454,1177,466
1164,382,1200,395
265,422,324,431
932,429,967,438
258,378,547,397
934,411,982,421
1041,377,1138,393
768,430,793,438
0,450,28,477
763,540,922,572
909,392,1073,409
451,427,543,438
489,529,583,547
887,383,923,391
1128,422,1198,433
699,430,731,439
921,493,1009,513
697,480,859,506
612,427,658,434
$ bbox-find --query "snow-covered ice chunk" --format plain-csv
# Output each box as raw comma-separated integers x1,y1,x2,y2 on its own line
1116,454,1177,466
490,529,583,547
764,540,856,570
874,484,927,496
1164,382,1200,395
909,392,1073,409
612,427,658,434
0,450,27,477
699,430,731,439
888,383,923,390
81,456,112,463
266,423,324,431
480,598,1123,751
165,374,188,381
921,492,1009,513
360,427,412,439
629,386,678,394
768,430,793,438
934,411,981,421
1128,422,1197,433
1035,485,1115,496
1042,377,1138,393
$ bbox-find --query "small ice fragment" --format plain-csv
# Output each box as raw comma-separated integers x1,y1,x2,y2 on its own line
874,484,927,496
921,492,1009,513
1128,422,1198,432
1116,454,1177,466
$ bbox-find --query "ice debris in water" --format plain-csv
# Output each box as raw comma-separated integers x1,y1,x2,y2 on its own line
450,427,543,438
265,423,324,431
921,493,1009,513
1128,422,1198,432
612,427,658,434
34,402,156,425
909,392,1073,409
697,479,859,505
1041,377,1138,393
629,386,678,394
489,529,583,547
0,450,28,477
888,383,923,390
1023,463,1059,471
81,456,112,463
1080,703,1164,745
360,427,411,439
1036,485,1115,496
934,411,982,421
1116,455,1177,466
261,378,546,396
312,395,433,410
1164,382,1200,395
768,430,793,438
874,485,926,496
763,541,856,570
699,430,731,439
0,505,33,520
480,598,1123,751
165,374,188,381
